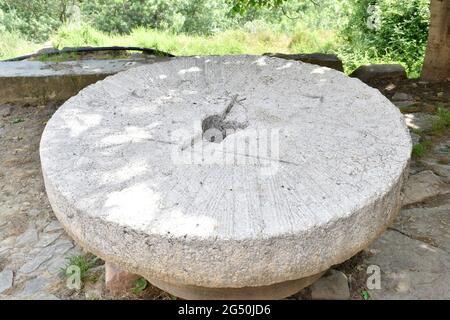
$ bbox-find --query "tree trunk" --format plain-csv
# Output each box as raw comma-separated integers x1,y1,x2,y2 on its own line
421,0,450,81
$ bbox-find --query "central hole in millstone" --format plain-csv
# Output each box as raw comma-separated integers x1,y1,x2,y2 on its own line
201,115,248,143
202,115,226,143
201,94,248,144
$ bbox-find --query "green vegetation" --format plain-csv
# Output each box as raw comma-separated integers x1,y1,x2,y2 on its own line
412,141,430,158
62,254,99,283
132,277,148,295
0,0,430,77
409,105,449,159
361,290,370,300
430,107,450,135
51,26,293,56
0,31,41,60
340,0,430,77
11,118,24,124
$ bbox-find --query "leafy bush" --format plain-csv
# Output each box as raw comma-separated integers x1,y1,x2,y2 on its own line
80,0,242,35
0,0,66,41
0,0,432,78
0,30,41,59
339,0,430,77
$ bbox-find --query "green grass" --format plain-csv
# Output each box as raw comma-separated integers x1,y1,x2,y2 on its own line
0,24,343,65
410,106,450,158
62,254,99,282
361,290,370,300
0,31,42,60
132,277,148,295
1,23,424,77
412,142,428,158
37,52,80,62
50,25,295,57
430,107,450,136
49,25,373,74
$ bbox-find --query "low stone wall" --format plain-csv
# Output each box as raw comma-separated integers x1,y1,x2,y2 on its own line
0,74,108,104
0,58,168,104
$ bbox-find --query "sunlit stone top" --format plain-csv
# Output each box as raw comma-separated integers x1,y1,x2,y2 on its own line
40,55,411,288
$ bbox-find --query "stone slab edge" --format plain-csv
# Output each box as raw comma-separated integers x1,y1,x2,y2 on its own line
0,59,165,104
41,155,409,288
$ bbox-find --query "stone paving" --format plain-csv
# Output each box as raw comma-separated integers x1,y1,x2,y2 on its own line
0,79,449,300
0,103,83,299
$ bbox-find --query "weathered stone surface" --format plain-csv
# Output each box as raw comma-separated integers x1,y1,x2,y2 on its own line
0,101,85,299
391,92,413,101
310,269,350,300
18,239,74,274
422,159,450,182
0,270,14,293
410,132,420,145
393,200,450,253
350,64,407,83
43,220,64,233
36,47,59,55
401,170,449,206
421,137,450,183
151,271,324,300
15,226,38,247
36,232,61,248
263,53,344,71
394,100,416,108
0,58,170,104
40,55,411,298
20,276,52,297
366,230,450,300
18,251,53,274
105,262,139,296
403,113,439,131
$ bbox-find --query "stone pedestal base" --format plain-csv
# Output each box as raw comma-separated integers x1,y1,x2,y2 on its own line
148,272,325,300
105,262,140,296
104,262,325,299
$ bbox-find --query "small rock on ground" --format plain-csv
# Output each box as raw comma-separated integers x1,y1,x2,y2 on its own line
0,270,14,293
310,269,350,300
105,262,140,296
349,64,407,83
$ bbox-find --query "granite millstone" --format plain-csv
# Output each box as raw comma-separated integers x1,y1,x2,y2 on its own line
40,55,411,293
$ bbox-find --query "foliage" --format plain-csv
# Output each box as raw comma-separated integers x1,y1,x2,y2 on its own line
430,107,450,135
228,0,430,77
0,0,431,77
412,142,428,158
61,254,99,282
0,30,41,60
132,278,148,294
338,0,430,77
361,290,370,300
81,0,230,35
51,26,289,56
0,0,71,41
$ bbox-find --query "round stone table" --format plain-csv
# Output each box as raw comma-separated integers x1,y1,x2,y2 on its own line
40,55,412,299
